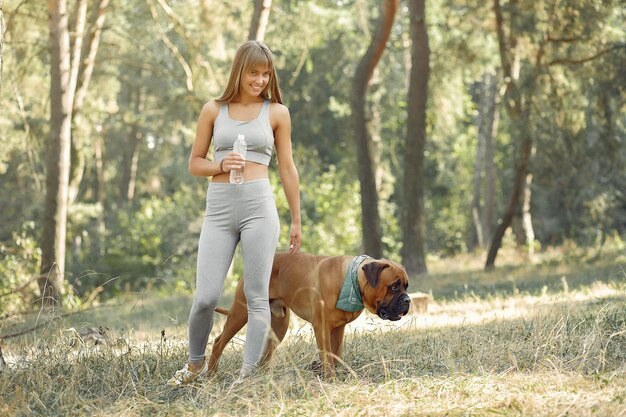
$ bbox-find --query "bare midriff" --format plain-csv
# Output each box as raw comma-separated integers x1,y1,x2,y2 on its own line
211,161,269,183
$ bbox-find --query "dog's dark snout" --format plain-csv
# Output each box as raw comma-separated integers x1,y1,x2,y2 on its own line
401,294,410,314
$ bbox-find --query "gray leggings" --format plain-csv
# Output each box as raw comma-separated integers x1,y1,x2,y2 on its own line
188,179,279,375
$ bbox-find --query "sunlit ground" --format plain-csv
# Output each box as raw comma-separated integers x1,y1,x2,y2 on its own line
1,245,624,416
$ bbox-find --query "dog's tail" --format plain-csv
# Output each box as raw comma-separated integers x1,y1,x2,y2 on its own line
214,307,229,316
214,302,286,318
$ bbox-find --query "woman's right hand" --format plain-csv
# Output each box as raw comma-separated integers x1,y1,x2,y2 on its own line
221,152,246,172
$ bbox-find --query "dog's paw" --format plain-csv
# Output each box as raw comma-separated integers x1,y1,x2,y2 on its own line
308,360,323,374
307,360,342,379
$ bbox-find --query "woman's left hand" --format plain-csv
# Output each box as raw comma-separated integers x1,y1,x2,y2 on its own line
289,223,302,254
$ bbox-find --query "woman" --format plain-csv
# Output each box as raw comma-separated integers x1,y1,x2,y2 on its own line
168,41,301,386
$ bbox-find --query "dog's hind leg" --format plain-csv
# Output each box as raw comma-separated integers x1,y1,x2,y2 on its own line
260,300,290,366
207,293,249,373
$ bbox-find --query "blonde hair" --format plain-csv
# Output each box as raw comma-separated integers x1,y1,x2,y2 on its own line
216,41,283,104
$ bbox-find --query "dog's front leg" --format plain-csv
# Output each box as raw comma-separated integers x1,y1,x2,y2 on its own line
330,325,346,363
312,300,336,379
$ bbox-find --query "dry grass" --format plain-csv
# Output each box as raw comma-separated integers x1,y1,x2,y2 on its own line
1,249,625,416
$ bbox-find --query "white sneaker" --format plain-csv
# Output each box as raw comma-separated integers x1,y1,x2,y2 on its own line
229,366,256,389
166,361,208,387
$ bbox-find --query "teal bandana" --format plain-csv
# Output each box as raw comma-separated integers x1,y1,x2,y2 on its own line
336,255,371,312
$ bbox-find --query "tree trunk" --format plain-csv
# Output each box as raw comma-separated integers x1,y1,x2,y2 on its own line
1,0,5,92
68,0,88,101
351,0,398,259
485,0,536,269
40,0,76,305
248,0,272,42
68,147,85,204
66,0,88,206
485,132,533,268
119,83,143,203
74,0,109,114
469,82,486,251
68,0,110,205
401,0,429,275
511,157,535,254
120,124,143,203
94,132,106,256
521,173,535,254
483,74,499,248
469,70,499,250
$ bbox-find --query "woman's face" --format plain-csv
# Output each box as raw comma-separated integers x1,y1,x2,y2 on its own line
241,64,270,98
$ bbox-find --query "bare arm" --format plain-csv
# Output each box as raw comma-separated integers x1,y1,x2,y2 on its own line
273,103,302,253
188,101,221,177
188,101,244,177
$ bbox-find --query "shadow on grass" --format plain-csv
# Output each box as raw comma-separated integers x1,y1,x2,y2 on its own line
1,290,624,416
0,291,236,347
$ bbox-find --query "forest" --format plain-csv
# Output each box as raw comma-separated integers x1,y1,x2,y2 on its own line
0,0,624,316
1,1,625,416
0,0,626,310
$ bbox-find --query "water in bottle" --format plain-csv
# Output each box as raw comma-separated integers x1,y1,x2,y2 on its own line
229,134,247,184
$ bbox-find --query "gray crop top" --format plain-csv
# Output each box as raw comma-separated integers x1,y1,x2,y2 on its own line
213,100,274,166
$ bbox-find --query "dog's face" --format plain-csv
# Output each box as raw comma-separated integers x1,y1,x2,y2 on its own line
360,260,411,321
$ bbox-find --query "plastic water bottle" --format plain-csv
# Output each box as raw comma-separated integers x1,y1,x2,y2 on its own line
229,134,247,184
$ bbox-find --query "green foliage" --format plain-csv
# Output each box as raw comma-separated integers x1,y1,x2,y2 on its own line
273,155,362,256
0,0,624,307
0,222,40,312
71,185,202,299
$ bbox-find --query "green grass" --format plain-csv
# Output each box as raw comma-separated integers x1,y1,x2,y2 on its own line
1,247,625,416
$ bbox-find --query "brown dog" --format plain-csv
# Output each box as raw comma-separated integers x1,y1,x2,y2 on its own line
208,252,411,377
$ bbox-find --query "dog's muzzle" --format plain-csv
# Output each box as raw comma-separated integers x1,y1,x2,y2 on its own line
377,293,411,321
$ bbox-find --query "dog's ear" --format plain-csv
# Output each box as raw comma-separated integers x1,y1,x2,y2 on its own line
362,262,388,288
